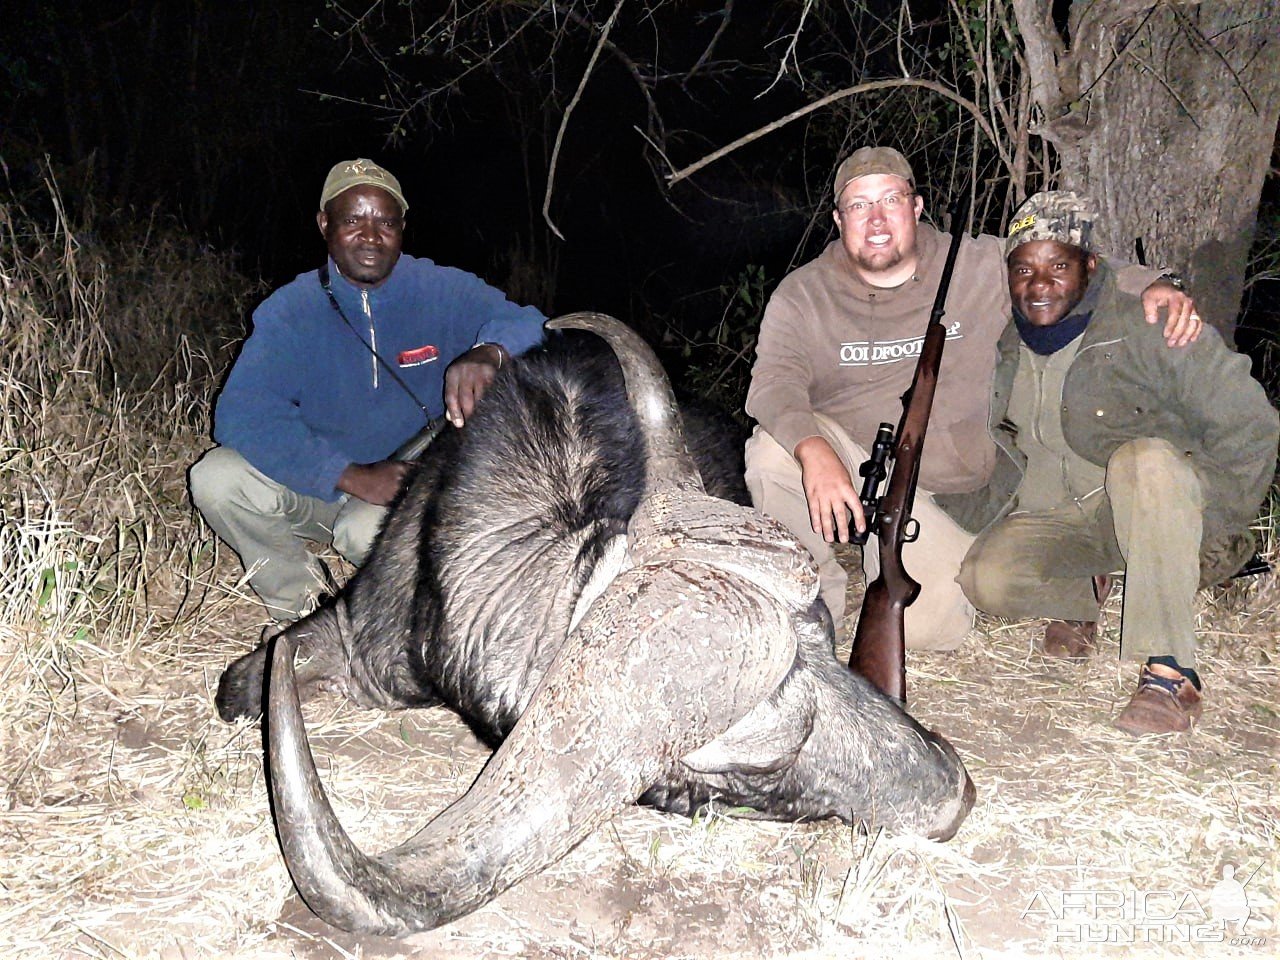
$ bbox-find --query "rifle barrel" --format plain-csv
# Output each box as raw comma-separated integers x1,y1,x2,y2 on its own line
847,194,970,704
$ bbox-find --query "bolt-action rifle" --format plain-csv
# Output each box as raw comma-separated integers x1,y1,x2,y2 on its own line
847,197,970,705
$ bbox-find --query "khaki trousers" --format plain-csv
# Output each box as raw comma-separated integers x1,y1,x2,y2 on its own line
744,415,976,650
189,447,386,620
957,437,1203,664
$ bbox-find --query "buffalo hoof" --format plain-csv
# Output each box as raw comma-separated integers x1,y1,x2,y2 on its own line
216,645,269,722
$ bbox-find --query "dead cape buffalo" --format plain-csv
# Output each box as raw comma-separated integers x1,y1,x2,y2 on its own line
216,313,975,938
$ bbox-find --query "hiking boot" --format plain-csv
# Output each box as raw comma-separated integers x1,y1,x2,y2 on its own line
1113,663,1203,735
1040,574,1112,660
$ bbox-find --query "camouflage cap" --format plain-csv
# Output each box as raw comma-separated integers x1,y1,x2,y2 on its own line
1005,190,1097,256
833,146,915,202
319,158,409,214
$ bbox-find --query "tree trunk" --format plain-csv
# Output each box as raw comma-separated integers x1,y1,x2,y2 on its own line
1015,1,1280,343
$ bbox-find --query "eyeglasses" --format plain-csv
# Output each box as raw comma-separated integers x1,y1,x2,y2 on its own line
837,192,914,219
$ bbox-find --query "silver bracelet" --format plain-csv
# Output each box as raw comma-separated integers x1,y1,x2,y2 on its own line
474,342,505,369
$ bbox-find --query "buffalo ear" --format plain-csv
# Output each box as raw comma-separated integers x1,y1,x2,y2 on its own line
680,698,812,775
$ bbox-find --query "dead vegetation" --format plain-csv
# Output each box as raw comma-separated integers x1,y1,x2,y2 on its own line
0,182,1276,960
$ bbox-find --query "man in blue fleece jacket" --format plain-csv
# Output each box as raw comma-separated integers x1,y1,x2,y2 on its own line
190,159,546,621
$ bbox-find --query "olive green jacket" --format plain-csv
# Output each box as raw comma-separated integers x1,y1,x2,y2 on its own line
936,265,1278,586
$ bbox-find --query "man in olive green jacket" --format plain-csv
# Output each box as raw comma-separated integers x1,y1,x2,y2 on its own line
953,191,1278,735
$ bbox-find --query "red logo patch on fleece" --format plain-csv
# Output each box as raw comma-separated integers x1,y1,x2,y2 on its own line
397,344,439,367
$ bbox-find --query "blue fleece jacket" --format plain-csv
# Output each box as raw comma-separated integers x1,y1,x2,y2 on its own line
213,253,546,500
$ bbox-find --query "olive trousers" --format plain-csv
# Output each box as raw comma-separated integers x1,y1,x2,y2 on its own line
189,446,386,621
744,415,976,650
957,438,1203,665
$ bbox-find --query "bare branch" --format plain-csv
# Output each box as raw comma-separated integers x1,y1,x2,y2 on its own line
945,0,984,82
1010,0,1068,117
552,2,665,142
996,1,1037,199
633,124,675,171
543,0,626,241
685,0,734,85
982,0,1013,138
666,78,1004,187
977,0,1007,164
759,0,816,97
896,3,914,78
390,1,553,132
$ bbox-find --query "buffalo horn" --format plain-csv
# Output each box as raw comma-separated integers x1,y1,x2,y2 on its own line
266,312,727,936
546,312,704,496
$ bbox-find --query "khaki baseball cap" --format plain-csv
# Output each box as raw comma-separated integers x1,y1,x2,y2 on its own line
319,158,409,214
1006,190,1098,256
832,146,915,202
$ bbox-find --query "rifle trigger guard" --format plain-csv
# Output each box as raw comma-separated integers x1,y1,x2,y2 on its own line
903,517,921,543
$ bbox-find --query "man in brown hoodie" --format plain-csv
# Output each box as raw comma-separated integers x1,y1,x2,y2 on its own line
744,146,1200,650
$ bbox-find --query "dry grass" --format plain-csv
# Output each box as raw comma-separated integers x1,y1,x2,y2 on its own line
893,585,1280,958
1,179,1276,959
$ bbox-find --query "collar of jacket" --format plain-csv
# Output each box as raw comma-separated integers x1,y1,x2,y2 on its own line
324,254,408,306
1012,260,1108,355
999,260,1121,357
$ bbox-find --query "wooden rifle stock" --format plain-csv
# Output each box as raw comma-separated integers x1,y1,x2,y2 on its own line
848,198,970,704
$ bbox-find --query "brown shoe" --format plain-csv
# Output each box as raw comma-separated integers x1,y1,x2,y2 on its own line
1040,574,1113,660
1114,663,1203,735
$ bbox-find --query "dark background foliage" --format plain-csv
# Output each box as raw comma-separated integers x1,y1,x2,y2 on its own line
2,0,1276,408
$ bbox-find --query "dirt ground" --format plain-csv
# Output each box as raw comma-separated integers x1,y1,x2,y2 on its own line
2,550,1277,960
